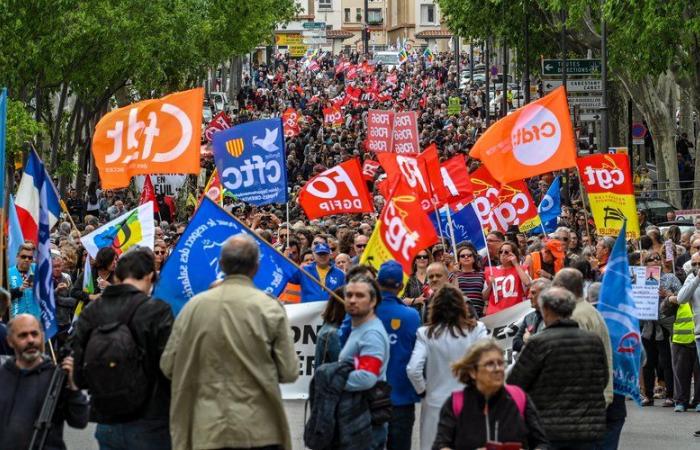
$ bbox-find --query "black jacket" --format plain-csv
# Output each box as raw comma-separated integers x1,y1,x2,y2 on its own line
512,310,544,353
69,283,174,424
507,319,608,442
432,385,550,450
0,358,89,450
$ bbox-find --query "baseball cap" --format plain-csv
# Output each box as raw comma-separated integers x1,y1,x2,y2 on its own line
313,243,331,254
377,261,403,288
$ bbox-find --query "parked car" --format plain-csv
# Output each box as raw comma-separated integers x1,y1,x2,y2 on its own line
636,197,678,224
658,221,695,237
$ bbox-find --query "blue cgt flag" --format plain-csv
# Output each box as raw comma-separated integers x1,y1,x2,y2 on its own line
212,118,287,206
430,203,486,251
153,197,315,315
597,221,642,404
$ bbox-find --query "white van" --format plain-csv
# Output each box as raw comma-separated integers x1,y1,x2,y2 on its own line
373,51,401,69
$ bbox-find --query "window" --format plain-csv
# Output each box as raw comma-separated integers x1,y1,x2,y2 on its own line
367,9,382,24
344,8,351,22
318,0,332,10
356,8,362,22
420,4,435,24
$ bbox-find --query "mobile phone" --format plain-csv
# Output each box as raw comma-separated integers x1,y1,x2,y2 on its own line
26,274,34,285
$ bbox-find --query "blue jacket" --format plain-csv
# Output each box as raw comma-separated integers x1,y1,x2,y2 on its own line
339,291,421,406
291,262,345,302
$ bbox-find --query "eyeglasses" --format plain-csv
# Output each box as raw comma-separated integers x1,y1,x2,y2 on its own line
646,256,661,262
459,253,474,259
479,360,505,371
154,251,166,255
19,254,33,260
355,244,366,249
416,254,430,260
499,250,512,255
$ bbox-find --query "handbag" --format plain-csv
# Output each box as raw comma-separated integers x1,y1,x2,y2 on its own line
365,381,392,425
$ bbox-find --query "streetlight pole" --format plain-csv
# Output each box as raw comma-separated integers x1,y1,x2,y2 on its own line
601,0,609,153
363,0,369,55
502,38,508,118
455,35,460,75
485,37,491,127
470,40,474,84
523,1,531,103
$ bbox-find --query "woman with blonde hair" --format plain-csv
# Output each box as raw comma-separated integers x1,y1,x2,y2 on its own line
406,285,487,450
432,339,549,449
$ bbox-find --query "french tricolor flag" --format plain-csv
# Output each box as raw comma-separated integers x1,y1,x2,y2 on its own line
14,149,61,243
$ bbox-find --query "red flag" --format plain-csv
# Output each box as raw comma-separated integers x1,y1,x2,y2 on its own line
139,175,160,213
392,112,419,154
418,144,449,204
346,65,358,80
331,92,347,108
377,152,433,212
378,177,439,273
362,160,381,181
282,108,301,137
346,85,362,103
440,155,474,205
298,159,375,219
204,111,232,142
323,106,343,128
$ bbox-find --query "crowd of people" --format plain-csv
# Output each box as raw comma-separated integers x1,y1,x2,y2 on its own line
0,49,698,450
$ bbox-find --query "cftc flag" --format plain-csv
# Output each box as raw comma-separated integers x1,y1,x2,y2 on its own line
598,222,642,404
81,202,155,258
153,197,319,315
212,118,287,206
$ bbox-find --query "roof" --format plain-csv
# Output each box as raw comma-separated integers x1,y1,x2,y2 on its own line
415,29,453,39
327,30,355,39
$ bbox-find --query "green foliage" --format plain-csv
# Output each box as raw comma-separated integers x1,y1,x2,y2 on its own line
5,99,45,159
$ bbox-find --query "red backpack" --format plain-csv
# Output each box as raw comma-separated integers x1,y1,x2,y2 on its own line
451,384,526,418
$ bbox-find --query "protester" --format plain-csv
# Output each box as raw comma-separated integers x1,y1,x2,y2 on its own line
71,247,174,449
315,288,345,368
0,314,89,449
289,242,345,301
403,250,431,312
433,339,550,449
0,288,13,356
508,287,608,449
512,278,550,353
406,285,487,450
422,262,450,320
450,243,486,317
8,242,39,319
483,241,531,315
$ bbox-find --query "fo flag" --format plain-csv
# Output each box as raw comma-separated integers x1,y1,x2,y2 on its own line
93,88,203,189
440,155,474,206
153,198,318,315
212,118,287,206
598,222,642,405
361,178,438,274
469,87,576,184
537,176,561,234
298,158,374,219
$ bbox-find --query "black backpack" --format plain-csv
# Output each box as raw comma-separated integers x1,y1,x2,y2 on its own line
83,294,150,416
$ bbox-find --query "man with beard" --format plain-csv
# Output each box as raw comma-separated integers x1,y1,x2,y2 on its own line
0,314,88,449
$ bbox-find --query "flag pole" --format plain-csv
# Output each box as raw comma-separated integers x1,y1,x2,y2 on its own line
445,208,459,265
286,200,290,249
480,221,499,304
215,199,345,304
574,167,595,244
59,200,80,234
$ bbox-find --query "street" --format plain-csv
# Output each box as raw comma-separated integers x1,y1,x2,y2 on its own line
65,399,699,449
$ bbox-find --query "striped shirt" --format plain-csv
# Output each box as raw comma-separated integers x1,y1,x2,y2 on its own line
450,271,486,317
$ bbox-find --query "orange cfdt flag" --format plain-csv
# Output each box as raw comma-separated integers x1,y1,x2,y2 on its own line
93,88,204,189
469,86,576,184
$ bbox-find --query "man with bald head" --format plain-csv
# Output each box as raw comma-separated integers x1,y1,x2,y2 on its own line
161,234,299,450
0,314,88,449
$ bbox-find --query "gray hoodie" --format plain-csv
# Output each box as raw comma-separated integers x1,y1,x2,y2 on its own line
677,272,700,336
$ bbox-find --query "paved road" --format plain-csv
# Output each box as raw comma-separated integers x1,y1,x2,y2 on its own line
65,399,699,449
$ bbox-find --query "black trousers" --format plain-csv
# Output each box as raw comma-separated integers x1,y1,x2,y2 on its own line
671,343,700,406
642,336,674,399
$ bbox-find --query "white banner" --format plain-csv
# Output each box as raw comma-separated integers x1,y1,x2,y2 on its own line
134,174,188,197
279,300,533,399
630,265,660,320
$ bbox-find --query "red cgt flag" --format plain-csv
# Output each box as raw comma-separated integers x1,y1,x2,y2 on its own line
139,175,160,213
298,158,375,219
282,108,301,137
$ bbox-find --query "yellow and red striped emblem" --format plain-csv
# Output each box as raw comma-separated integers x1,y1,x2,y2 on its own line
225,138,244,157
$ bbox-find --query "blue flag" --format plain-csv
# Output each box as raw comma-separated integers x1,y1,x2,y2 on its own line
534,176,561,235
212,118,287,206
33,156,58,338
597,222,642,404
8,194,24,268
430,203,486,251
153,197,315,315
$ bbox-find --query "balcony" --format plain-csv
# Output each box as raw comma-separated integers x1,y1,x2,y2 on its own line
367,18,384,26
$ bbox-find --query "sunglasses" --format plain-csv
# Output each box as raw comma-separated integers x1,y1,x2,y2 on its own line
154,251,166,255
19,255,33,260
416,254,430,260
646,256,661,262
355,244,367,249
499,250,512,255
459,253,474,259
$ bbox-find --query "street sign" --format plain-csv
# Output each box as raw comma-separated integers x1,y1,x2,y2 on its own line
303,22,326,30
579,112,601,122
543,79,602,92
567,96,603,108
631,122,647,145
302,30,327,38
608,147,629,155
303,38,329,45
490,65,498,76
542,59,602,75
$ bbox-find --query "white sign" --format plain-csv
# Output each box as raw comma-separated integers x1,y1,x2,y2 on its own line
633,138,645,145
568,96,603,108
302,30,327,38
279,300,533,399
134,174,188,196
579,113,601,122
630,265,660,320
544,79,602,92
303,38,329,45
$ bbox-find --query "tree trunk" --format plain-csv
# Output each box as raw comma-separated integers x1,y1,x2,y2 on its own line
50,82,69,172
228,55,243,108
618,72,682,207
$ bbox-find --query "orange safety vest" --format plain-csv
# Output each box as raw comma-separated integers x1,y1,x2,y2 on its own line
278,282,302,304
529,250,563,279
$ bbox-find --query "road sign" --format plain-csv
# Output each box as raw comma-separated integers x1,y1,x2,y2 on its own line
303,22,326,30
303,38,328,45
608,147,629,155
543,79,602,92
567,96,603,108
302,30,327,38
490,65,498,76
632,122,647,145
579,112,601,122
542,59,601,75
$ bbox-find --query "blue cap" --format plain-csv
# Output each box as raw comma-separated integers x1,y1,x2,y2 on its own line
313,243,331,254
378,261,403,288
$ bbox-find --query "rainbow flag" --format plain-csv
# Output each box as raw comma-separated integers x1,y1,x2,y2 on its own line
423,47,435,65
398,48,408,65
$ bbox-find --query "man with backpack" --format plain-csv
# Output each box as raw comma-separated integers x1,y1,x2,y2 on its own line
70,247,174,450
